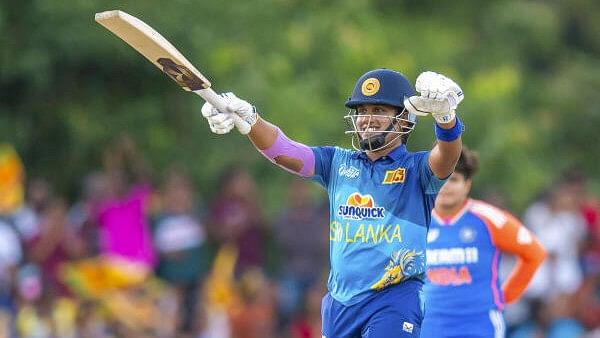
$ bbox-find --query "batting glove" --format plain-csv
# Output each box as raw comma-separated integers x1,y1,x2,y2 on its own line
221,92,258,128
201,93,257,135
404,71,464,124
201,96,236,134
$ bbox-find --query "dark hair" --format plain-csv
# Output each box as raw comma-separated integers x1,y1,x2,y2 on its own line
454,146,480,180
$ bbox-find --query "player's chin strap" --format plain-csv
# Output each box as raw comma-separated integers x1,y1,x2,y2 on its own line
360,110,411,152
359,122,397,151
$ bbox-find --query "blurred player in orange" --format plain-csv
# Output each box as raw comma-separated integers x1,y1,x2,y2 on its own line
421,147,546,338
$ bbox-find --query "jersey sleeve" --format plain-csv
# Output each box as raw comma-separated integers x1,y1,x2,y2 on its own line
310,146,336,188
417,151,447,195
483,207,547,304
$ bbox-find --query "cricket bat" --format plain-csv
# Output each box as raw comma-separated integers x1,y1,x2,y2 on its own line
94,10,250,134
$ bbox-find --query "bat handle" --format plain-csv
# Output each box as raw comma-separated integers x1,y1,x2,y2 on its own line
194,88,252,135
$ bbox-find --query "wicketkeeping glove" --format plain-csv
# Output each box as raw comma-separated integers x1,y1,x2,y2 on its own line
404,71,464,124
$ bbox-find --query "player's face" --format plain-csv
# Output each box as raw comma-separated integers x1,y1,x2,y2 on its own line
435,172,472,211
355,105,403,140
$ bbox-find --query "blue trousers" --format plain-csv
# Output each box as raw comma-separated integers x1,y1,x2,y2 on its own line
322,279,424,338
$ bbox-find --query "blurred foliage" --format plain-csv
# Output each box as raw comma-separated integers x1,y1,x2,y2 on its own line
1,0,599,213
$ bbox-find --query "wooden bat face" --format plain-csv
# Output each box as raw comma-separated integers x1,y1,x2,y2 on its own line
95,10,211,91
95,10,252,134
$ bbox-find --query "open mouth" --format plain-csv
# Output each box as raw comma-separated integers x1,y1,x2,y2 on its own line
360,127,380,138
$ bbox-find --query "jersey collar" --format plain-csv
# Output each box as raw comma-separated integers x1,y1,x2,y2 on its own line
353,144,407,161
432,198,473,225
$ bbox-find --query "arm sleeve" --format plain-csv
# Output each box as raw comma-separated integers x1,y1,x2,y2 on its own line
257,128,316,177
487,212,547,304
310,146,336,188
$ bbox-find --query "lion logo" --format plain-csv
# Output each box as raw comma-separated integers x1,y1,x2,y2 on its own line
370,249,424,290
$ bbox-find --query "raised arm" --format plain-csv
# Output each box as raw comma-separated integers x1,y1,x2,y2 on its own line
201,93,315,177
404,71,464,179
246,115,279,149
429,122,462,179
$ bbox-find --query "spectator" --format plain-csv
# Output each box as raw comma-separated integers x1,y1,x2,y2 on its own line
523,178,587,298
93,135,156,286
288,282,326,338
573,265,600,332
510,295,586,338
13,178,52,242
0,143,26,337
0,219,21,337
0,144,25,217
153,166,209,335
27,198,86,297
229,267,277,338
207,166,267,274
274,178,328,333
66,171,111,258
510,172,591,337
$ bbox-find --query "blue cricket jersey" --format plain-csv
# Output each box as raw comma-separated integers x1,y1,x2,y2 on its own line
311,144,446,305
424,200,508,316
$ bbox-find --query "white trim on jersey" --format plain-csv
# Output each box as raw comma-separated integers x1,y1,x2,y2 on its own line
489,309,506,338
471,201,508,228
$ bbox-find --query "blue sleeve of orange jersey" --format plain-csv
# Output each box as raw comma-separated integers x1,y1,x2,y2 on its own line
418,151,447,195
311,146,336,188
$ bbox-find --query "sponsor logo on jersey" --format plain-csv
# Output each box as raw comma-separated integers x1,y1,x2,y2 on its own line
459,226,476,243
426,247,479,265
338,163,360,178
427,266,473,286
382,167,406,184
338,193,385,220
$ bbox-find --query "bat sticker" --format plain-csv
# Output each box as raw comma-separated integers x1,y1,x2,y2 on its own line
157,58,209,91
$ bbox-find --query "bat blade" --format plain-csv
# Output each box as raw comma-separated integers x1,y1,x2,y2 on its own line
94,10,251,134
95,10,210,92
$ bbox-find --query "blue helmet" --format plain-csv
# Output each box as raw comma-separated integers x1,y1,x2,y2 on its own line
344,69,418,151
345,68,415,110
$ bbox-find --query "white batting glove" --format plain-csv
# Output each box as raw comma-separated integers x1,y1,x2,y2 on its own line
221,92,258,128
201,100,235,135
202,93,258,135
201,93,257,135
404,71,464,124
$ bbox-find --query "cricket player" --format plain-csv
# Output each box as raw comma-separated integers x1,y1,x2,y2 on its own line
421,147,547,338
202,69,464,337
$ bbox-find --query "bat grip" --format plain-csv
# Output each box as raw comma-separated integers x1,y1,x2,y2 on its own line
194,88,252,135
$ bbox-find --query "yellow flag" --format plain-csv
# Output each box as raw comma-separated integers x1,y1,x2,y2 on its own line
0,144,24,214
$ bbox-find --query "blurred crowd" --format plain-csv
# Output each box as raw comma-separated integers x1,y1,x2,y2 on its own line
0,138,598,338
0,138,328,338
503,169,600,338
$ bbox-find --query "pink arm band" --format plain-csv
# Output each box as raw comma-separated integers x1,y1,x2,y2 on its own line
258,128,315,177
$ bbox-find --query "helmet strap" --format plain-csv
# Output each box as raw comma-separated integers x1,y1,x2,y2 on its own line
359,120,398,151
